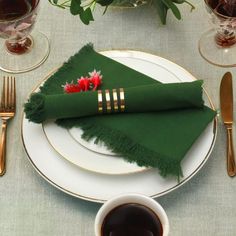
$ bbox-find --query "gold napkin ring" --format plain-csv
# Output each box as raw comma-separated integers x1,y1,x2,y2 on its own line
98,90,103,113
105,89,111,113
112,89,119,112
119,88,125,112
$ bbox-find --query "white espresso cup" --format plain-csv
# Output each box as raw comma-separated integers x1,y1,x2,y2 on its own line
95,193,169,236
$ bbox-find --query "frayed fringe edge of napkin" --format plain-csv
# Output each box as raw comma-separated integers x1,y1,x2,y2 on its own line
56,119,183,180
24,93,46,123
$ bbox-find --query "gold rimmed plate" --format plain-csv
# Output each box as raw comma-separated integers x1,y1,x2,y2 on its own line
21,50,217,203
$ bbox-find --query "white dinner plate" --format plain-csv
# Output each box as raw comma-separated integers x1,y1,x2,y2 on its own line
21,50,217,203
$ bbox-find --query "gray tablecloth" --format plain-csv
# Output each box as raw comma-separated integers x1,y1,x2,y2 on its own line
0,1,236,235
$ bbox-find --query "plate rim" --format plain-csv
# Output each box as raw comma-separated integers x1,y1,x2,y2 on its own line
21,49,218,203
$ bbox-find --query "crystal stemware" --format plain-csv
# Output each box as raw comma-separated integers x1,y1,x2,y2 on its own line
199,0,236,67
0,0,50,73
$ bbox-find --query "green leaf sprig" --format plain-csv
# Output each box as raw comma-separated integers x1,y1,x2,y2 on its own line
48,0,195,25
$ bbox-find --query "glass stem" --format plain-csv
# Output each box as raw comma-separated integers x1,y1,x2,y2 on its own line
215,29,236,47
5,36,33,55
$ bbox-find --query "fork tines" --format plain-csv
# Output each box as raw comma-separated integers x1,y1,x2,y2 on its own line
1,76,16,112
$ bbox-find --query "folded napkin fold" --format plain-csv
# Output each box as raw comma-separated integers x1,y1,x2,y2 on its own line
25,81,204,123
24,44,216,178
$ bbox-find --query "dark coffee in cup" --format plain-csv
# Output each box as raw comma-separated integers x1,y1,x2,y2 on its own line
101,203,163,236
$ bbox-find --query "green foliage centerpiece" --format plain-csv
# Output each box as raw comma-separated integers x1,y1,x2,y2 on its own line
48,0,195,25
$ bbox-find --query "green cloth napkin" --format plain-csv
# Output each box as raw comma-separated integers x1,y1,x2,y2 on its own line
25,81,204,123
24,44,216,178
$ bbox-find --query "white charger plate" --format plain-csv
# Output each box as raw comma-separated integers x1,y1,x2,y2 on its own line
21,50,217,203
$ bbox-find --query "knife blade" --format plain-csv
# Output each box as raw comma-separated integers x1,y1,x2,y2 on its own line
220,72,236,177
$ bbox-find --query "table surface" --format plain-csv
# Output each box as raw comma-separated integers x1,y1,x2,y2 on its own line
1,1,236,236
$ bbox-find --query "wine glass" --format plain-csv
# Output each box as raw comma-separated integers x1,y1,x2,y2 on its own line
199,0,236,67
0,0,50,73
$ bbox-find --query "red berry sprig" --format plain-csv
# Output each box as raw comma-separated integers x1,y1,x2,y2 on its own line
63,70,102,93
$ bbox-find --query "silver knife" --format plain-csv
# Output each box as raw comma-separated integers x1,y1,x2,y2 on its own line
220,72,236,177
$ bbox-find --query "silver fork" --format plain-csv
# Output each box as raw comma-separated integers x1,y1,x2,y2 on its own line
0,76,16,176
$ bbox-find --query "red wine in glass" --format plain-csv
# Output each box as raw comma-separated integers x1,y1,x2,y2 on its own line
0,0,32,21
207,0,236,16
